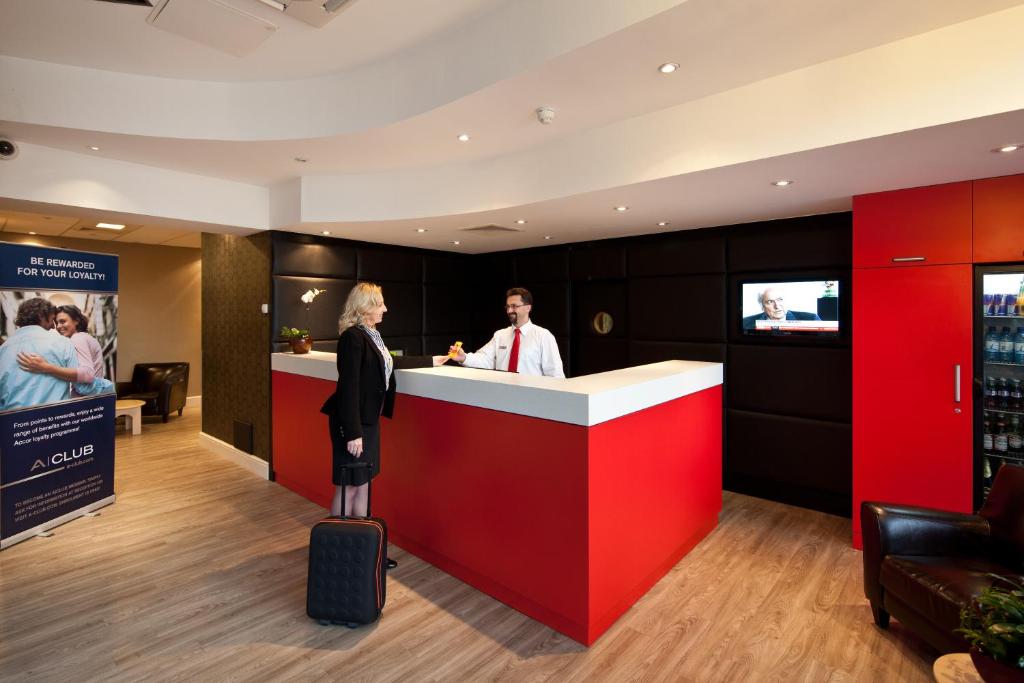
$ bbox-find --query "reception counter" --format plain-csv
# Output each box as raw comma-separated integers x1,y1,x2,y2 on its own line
272,352,723,645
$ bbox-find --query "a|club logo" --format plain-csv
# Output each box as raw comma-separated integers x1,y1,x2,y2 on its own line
30,444,95,472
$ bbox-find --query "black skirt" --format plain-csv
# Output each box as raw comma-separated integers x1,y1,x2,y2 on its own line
329,414,381,486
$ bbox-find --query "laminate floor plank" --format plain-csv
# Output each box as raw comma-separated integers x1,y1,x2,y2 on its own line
0,411,938,681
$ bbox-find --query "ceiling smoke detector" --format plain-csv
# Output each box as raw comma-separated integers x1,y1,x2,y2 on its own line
536,107,555,125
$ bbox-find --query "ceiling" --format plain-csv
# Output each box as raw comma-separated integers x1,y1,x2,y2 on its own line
0,208,201,248
2,0,1024,253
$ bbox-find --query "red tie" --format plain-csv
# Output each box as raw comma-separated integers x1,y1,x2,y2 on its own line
508,328,521,373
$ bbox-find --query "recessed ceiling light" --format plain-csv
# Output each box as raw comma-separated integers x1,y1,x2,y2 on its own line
452,240,461,245
322,230,331,235
95,222,125,230
658,62,679,74
28,231,37,235
998,144,1020,153
657,221,669,227
544,235,552,240
87,146,100,151
416,228,428,233
515,219,527,225
614,205,629,212
457,133,471,142
771,179,793,187
294,157,308,163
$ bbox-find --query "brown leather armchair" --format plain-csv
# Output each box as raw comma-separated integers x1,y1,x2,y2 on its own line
117,362,190,423
861,464,1024,653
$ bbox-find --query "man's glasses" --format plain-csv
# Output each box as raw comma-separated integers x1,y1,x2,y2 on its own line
504,304,528,310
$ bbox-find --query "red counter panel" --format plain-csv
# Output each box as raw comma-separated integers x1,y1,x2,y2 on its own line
272,368,722,645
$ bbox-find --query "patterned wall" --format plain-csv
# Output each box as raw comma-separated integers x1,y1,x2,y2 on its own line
201,232,272,461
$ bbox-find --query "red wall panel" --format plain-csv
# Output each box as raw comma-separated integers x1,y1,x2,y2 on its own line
851,265,973,548
853,182,972,268
974,174,1024,263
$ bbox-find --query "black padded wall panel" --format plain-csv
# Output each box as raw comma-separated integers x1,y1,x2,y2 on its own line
272,276,352,341
516,248,570,282
357,248,423,282
377,281,422,337
629,231,725,277
520,281,570,337
629,275,726,342
574,281,626,338
628,341,725,365
424,284,474,334
424,254,471,283
574,338,628,376
273,239,356,278
727,345,851,423
570,244,626,281
728,213,852,272
726,409,851,515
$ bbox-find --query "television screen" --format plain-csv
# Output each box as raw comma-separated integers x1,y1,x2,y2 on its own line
741,280,839,335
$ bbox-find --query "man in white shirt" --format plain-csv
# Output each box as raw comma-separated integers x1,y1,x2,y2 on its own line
450,287,565,378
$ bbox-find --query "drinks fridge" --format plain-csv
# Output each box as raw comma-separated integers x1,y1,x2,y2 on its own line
977,266,1024,504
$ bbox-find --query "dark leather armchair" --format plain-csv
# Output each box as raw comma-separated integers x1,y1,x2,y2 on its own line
116,362,190,423
861,464,1024,653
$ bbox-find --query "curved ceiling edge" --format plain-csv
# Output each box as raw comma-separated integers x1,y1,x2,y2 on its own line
292,12,1024,223
0,0,683,142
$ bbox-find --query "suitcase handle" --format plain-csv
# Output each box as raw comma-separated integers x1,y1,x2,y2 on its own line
338,461,374,519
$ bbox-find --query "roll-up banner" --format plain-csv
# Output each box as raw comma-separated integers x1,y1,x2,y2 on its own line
0,242,119,549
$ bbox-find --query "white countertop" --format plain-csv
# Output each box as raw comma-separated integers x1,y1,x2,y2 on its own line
271,352,722,426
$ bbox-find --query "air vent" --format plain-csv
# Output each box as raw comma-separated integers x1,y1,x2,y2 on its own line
148,0,277,57
460,224,523,235
94,0,153,6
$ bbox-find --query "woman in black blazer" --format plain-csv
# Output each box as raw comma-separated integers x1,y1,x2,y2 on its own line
320,282,448,523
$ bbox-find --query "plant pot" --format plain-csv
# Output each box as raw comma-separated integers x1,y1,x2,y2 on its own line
971,647,1024,683
289,336,313,354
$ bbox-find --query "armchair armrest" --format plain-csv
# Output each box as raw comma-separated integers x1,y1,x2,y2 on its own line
861,502,991,604
115,381,135,398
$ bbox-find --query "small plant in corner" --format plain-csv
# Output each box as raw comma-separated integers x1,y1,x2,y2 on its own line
957,574,1024,673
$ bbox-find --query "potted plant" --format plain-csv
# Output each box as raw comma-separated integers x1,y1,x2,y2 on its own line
957,574,1024,683
280,326,313,354
280,288,326,355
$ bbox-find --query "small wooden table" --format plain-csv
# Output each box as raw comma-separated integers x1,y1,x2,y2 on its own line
933,653,982,683
115,399,145,435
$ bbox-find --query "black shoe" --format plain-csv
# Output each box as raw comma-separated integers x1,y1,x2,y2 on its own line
386,557,398,570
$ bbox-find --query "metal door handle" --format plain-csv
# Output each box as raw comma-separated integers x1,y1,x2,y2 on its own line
892,256,926,262
954,364,961,403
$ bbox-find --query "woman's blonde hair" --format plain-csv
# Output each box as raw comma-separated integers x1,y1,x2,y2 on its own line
338,282,383,334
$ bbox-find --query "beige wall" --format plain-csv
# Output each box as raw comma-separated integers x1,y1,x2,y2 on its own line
2,235,202,396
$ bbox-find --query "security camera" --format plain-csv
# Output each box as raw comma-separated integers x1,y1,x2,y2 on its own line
535,107,555,125
0,138,17,160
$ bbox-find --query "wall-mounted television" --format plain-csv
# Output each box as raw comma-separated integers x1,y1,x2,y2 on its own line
740,280,840,336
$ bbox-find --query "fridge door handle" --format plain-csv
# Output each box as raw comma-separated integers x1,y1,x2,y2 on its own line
891,256,926,262
954,364,961,403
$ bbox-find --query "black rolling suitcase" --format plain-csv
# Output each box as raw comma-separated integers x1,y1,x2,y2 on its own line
306,462,387,627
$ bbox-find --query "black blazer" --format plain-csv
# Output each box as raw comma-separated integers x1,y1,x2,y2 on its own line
320,326,430,440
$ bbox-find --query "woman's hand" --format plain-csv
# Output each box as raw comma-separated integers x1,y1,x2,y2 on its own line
17,352,55,375
347,437,364,457
431,355,451,366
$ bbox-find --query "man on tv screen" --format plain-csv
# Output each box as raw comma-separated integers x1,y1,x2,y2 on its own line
742,286,821,330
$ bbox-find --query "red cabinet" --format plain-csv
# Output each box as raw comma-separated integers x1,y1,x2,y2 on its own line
853,182,973,268
851,265,973,549
974,174,1024,263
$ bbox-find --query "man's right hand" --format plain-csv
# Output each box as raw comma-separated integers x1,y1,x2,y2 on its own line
448,345,467,362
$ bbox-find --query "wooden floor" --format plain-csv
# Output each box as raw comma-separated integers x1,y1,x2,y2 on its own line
0,410,938,682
